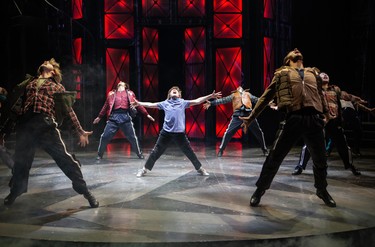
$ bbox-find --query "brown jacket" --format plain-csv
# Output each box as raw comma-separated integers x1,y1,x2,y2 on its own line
248,66,327,122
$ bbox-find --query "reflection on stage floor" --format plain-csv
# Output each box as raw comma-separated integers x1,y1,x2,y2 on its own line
0,141,374,247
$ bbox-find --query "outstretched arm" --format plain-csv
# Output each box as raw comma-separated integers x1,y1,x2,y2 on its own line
188,90,222,106
132,99,159,109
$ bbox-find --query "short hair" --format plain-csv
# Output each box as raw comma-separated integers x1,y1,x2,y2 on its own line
117,81,129,89
167,86,182,99
37,58,62,83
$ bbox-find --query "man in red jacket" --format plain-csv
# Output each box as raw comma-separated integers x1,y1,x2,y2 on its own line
93,81,154,160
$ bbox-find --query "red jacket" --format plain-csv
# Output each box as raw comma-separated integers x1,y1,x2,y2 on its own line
97,89,148,119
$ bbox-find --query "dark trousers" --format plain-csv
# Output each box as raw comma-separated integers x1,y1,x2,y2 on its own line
297,118,353,170
219,115,267,152
256,114,328,191
10,113,89,196
98,112,141,157
342,107,362,153
144,130,202,171
0,146,14,169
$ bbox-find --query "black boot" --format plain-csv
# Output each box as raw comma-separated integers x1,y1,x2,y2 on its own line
4,192,18,206
349,165,361,176
316,189,336,207
250,189,265,207
84,192,99,208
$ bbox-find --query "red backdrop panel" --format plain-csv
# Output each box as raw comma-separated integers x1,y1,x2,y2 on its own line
215,47,242,138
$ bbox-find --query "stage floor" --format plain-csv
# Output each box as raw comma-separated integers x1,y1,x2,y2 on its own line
0,141,374,247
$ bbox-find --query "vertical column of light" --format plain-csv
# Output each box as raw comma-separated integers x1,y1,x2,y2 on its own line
179,0,206,138
142,28,159,136
213,0,242,138
72,0,83,99
263,0,275,89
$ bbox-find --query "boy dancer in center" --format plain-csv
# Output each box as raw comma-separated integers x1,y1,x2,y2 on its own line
133,86,221,177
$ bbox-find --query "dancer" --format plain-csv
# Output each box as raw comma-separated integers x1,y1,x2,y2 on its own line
292,74,368,176
204,85,268,157
241,48,336,207
338,98,375,156
134,86,221,177
4,58,98,208
93,81,155,160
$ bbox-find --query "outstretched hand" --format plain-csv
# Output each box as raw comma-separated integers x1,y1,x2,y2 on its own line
203,101,211,110
210,90,222,99
78,130,93,147
131,99,139,108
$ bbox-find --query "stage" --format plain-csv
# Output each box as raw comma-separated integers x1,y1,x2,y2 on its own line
0,140,374,246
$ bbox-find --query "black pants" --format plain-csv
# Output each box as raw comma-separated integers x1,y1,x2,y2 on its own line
9,113,90,196
144,129,202,171
297,118,353,170
342,107,362,153
256,113,328,191
219,114,267,152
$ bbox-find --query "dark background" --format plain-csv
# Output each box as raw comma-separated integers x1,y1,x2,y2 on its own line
1,0,374,137
291,0,374,104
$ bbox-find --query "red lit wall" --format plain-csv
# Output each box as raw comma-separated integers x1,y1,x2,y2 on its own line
213,0,242,38
72,38,82,99
263,0,275,89
263,37,274,89
142,27,160,137
213,1,243,138
72,1,83,99
215,48,242,138
185,27,206,138
179,0,205,16
72,0,83,19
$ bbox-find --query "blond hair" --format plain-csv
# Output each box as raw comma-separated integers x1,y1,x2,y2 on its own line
37,58,62,83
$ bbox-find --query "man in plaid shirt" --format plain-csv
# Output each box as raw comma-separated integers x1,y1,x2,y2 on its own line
4,58,99,208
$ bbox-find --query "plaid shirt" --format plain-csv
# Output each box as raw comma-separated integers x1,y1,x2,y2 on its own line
22,77,84,136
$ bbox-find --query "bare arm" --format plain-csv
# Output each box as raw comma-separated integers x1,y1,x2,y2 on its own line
132,99,159,109
188,90,222,106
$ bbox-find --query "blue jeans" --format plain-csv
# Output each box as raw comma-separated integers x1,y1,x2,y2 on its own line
97,112,142,157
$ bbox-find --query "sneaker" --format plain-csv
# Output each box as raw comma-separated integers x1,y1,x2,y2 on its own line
136,168,147,177
84,192,99,208
137,153,145,159
197,167,209,176
292,166,303,175
96,155,102,160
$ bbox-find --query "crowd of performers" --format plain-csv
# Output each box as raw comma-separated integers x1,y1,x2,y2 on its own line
1,49,374,208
